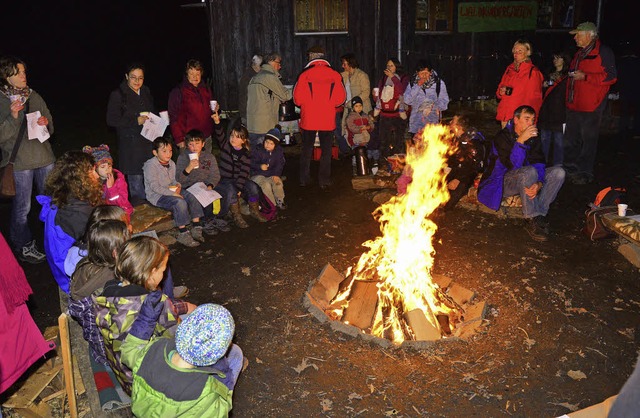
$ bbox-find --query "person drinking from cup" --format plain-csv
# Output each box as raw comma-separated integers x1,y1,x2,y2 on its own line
495,39,544,128
478,105,565,242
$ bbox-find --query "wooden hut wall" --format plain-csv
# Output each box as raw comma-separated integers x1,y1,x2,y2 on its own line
207,0,596,112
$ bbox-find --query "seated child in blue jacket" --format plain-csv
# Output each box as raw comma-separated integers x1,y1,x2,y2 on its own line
250,127,287,210
121,299,245,417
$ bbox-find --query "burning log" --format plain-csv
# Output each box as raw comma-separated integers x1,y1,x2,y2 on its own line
341,280,379,330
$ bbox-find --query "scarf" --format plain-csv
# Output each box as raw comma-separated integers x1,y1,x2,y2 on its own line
421,70,439,92
0,83,31,104
567,40,596,103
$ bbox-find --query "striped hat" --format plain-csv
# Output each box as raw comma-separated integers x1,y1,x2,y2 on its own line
82,144,112,165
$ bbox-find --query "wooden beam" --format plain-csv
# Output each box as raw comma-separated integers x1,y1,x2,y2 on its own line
58,313,78,418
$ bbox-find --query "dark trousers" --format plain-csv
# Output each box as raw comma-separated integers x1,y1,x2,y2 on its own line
300,129,333,187
563,100,606,176
379,115,407,158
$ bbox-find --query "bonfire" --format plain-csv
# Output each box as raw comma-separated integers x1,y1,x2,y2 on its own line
329,124,462,343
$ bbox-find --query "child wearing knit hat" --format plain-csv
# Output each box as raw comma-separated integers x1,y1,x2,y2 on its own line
121,297,245,417
250,126,287,211
83,144,134,220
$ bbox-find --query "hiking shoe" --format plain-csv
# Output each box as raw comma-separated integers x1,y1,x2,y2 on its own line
524,218,548,242
206,217,231,233
276,199,287,210
203,221,219,236
177,231,200,247
240,201,251,216
191,226,205,243
18,240,46,264
173,286,189,299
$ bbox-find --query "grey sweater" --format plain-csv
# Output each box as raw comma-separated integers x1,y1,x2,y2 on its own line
142,157,178,205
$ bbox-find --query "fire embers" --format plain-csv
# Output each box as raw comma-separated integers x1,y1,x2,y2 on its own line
304,264,487,347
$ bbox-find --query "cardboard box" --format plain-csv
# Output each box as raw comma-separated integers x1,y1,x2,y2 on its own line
313,146,339,161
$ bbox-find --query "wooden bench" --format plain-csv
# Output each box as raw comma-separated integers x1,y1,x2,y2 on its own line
602,212,640,268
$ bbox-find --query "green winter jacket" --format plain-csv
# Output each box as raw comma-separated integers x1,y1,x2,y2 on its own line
121,334,233,417
0,90,55,170
93,293,178,395
246,63,292,135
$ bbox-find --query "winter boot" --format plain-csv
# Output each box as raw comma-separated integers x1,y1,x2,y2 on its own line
230,202,249,228
249,201,268,222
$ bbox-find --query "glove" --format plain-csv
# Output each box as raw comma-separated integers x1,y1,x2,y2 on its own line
129,290,164,341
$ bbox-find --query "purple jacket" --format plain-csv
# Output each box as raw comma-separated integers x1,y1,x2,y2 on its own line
477,124,545,211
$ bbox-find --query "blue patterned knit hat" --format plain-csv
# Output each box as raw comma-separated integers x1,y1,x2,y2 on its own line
175,304,235,366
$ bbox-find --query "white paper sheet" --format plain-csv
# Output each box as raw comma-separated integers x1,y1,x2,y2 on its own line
26,111,50,142
187,182,222,207
140,112,169,141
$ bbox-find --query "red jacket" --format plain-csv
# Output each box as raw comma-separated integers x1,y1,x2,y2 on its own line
168,80,214,144
566,39,617,112
495,60,543,122
293,59,346,131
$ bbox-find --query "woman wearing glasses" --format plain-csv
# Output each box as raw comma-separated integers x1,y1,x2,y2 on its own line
106,62,156,205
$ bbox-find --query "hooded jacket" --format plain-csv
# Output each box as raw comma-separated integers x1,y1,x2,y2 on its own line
566,39,617,112
293,59,346,131
247,63,292,134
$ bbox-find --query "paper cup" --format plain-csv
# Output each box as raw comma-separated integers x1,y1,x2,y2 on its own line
139,111,150,117
618,204,628,216
373,87,380,96
188,152,199,168
210,100,218,111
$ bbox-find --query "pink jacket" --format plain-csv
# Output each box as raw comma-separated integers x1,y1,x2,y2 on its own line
103,168,134,218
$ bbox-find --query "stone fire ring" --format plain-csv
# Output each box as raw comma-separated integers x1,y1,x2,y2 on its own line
302,263,488,351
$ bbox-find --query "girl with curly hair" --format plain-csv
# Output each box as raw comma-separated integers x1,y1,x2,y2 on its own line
45,150,104,240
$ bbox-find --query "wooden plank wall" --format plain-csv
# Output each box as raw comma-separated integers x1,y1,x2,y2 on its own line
207,0,596,111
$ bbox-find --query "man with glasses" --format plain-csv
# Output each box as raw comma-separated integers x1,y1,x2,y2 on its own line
247,52,291,148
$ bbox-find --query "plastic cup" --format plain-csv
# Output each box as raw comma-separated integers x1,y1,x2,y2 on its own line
168,185,178,192
373,87,380,97
618,204,628,216
188,153,199,168
210,100,218,111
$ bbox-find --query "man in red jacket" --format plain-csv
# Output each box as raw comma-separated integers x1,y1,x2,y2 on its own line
294,46,346,189
564,22,617,185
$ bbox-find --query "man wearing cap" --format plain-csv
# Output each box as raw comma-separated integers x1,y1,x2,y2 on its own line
564,21,617,184
247,52,292,148
294,45,347,189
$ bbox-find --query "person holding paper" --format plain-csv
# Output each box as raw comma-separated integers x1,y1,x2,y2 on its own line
106,62,155,205
176,129,231,235
0,55,54,264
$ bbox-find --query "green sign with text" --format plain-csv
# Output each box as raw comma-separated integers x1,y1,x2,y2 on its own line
458,1,538,32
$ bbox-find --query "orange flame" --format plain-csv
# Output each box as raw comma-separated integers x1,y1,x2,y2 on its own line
336,124,455,343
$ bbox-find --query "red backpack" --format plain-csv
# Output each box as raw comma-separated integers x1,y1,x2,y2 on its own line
258,191,277,221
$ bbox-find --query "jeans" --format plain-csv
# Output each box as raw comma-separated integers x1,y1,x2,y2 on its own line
503,165,565,218
563,100,606,176
218,344,244,391
11,164,54,251
155,190,203,227
127,174,146,203
540,129,564,167
300,129,333,187
214,178,261,215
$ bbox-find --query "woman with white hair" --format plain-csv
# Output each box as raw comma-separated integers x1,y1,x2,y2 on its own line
495,39,544,128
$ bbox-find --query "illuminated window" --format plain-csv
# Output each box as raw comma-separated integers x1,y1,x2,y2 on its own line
294,0,348,34
416,0,453,32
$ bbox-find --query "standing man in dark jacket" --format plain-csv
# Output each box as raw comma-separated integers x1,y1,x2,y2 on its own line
478,105,565,242
564,22,617,184
294,46,346,189
168,60,217,153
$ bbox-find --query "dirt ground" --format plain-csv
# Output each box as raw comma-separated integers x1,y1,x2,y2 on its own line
3,107,640,417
